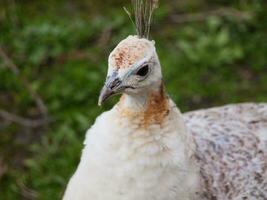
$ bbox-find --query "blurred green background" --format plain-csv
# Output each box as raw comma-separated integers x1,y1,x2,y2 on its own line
0,0,266,199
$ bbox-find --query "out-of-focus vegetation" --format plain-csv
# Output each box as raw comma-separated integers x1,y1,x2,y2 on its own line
0,0,266,199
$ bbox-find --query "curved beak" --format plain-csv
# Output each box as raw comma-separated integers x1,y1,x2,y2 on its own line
98,85,115,106
98,72,122,106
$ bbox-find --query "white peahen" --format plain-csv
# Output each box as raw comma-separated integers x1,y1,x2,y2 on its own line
63,1,267,200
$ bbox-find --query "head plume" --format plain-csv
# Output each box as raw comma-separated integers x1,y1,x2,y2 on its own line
125,0,159,39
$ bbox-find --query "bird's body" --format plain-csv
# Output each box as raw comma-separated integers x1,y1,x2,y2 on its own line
185,103,267,199
63,35,267,200
64,88,200,200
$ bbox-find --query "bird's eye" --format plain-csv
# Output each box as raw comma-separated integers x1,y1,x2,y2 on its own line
136,65,149,77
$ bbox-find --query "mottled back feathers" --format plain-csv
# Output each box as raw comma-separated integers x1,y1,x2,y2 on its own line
184,103,267,199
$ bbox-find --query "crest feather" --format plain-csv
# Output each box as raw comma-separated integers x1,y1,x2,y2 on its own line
128,0,159,39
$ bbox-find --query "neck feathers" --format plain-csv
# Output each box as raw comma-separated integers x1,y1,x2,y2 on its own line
117,82,170,128
142,83,169,126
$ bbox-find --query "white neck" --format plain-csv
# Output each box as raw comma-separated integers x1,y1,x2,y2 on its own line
119,82,162,112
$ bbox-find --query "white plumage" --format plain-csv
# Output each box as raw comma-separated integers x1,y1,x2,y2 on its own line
63,36,267,200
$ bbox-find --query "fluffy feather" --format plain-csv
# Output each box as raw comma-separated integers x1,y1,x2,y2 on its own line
63,35,267,200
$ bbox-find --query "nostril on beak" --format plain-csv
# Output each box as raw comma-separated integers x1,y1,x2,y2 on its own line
98,75,122,106
108,78,122,90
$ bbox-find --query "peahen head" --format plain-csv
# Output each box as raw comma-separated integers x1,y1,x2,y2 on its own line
98,35,162,105
98,0,160,105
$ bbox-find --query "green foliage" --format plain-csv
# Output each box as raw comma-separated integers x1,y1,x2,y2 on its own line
178,17,244,67
0,0,266,199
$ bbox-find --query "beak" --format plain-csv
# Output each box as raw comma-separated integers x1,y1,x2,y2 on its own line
98,85,115,106
98,73,122,106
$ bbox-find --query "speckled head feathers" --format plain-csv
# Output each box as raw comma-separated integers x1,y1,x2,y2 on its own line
108,35,155,70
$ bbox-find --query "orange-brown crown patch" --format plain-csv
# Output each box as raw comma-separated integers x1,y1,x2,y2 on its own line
110,38,151,70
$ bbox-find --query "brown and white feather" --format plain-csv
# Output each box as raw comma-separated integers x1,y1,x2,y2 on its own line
184,103,267,199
